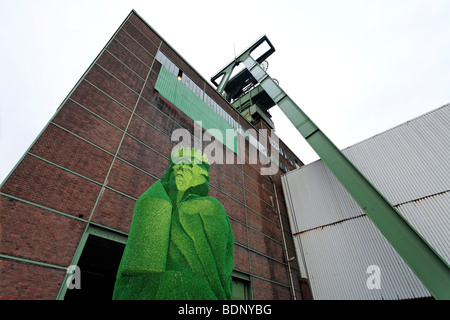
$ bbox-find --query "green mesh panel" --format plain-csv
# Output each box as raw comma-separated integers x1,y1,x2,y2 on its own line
155,65,237,154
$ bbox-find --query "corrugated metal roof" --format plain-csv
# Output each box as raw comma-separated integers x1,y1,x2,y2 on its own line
282,104,449,299
342,104,449,205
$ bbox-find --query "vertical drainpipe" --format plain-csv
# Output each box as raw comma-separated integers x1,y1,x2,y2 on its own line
269,176,297,300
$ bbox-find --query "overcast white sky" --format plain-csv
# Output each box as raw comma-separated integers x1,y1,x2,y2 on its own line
1,0,449,183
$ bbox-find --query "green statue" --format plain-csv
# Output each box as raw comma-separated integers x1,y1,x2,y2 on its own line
113,147,234,300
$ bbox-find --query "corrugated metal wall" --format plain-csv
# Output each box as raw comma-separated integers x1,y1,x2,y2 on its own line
282,104,449,299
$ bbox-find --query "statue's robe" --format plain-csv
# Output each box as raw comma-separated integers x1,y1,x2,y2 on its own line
113,181,234,300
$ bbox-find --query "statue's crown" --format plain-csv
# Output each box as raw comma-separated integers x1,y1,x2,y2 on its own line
170,147,210,169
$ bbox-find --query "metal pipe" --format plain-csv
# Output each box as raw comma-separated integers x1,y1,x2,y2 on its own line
269,176,296,300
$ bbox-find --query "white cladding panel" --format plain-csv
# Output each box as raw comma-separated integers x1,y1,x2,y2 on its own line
282,104,449,299
342,105,449,205
299,215,430,300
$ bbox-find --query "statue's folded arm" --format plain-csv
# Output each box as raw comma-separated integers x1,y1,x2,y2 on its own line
119,181,172,276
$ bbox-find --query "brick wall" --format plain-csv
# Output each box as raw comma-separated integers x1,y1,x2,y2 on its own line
0,10,306,300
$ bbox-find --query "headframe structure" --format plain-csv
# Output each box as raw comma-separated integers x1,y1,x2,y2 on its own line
211,35,450,300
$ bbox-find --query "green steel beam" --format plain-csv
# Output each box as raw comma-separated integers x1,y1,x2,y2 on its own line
212,36,450,299
211,35,275,95
240,55,450,299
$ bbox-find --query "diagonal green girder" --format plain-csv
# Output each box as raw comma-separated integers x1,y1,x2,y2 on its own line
240,55,450,299
213,36,449,299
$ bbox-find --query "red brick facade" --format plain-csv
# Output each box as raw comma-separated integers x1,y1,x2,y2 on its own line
0,10,306,300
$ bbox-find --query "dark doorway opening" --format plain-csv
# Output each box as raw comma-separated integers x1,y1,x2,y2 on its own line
64,235,125,300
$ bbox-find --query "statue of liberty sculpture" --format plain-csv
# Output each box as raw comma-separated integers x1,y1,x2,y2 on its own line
113,147,234,300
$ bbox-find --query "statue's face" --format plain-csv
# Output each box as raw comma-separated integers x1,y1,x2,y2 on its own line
171,162,209,192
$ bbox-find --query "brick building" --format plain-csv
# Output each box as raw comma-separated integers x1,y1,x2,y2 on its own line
0,10,307,300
